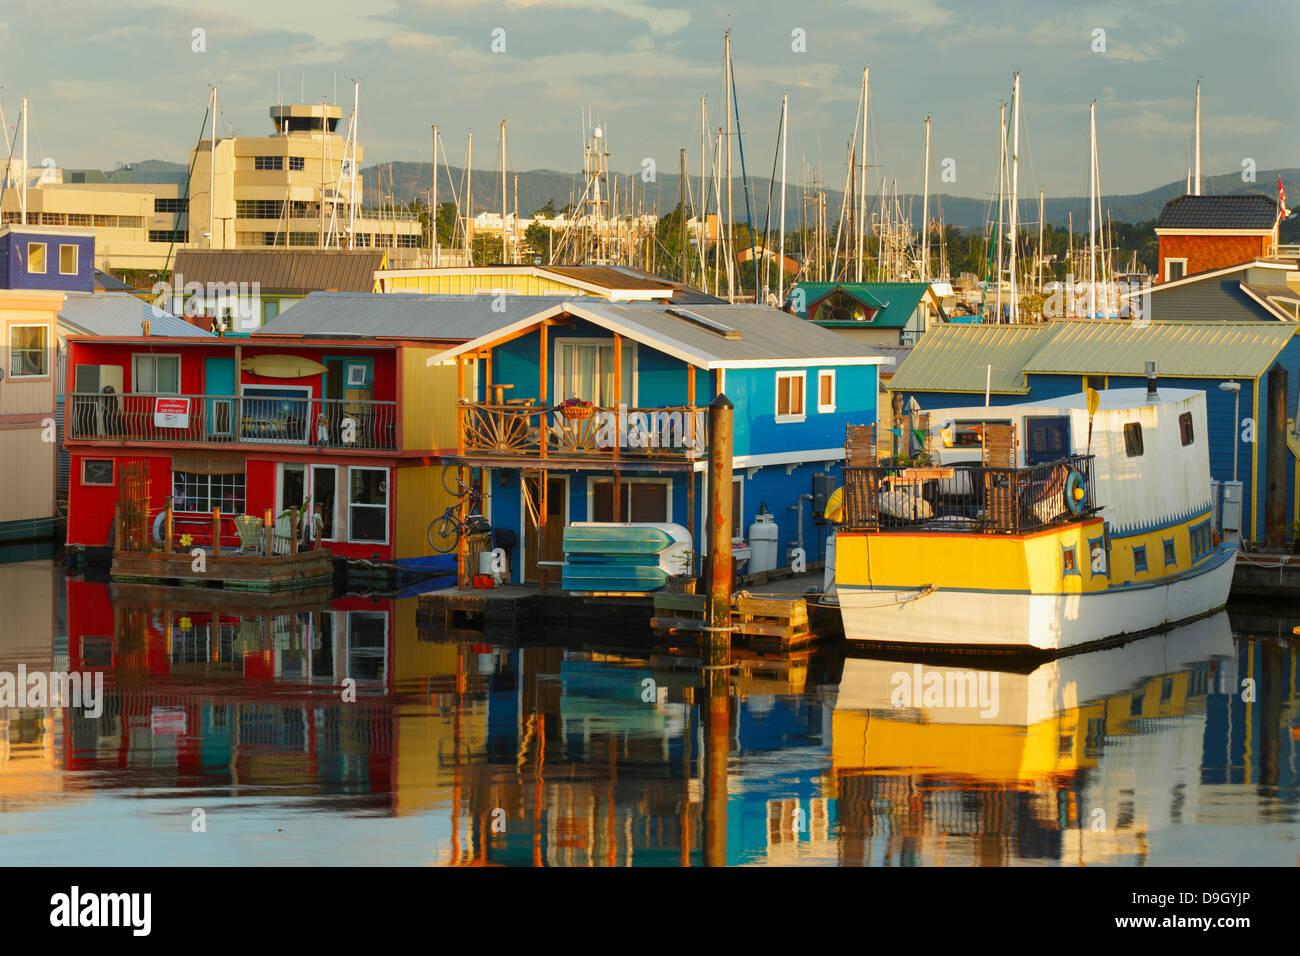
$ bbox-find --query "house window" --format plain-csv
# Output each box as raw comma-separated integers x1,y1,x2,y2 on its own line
1179,411,1194,446
8,325,48,377
817,370,836,413
1133,545,1148,573
82,459,114,486
133,354,181,393
289,156,305,171
59,244,78,275
1164,259,1187,282
348,467,388,542
27,242,46,273
1163,538,1176,566
775,371,806,422
1123,422,1143,457
555,339,634,406
172,470,246,514
590,478,671,523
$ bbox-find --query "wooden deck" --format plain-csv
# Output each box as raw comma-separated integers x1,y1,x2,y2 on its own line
110,547,335,593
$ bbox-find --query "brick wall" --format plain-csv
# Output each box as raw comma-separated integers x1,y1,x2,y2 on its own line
1157,233,1271,281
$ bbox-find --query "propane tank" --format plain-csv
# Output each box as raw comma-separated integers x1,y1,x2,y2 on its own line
748,508,779,574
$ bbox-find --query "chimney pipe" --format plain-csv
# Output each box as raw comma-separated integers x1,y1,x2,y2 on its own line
142,318,150,337
1145,360,1158,402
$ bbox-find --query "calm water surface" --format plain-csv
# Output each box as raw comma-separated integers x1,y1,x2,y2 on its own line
0,555,1296,866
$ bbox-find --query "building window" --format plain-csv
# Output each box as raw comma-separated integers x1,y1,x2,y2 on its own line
82,459,114,486
590,478,671,523
348,467,388,542
1163,537,1176,566
8,325,48,377
149,230,187,243
254,155,284,171
1179,411,1194,446
396,234,420,248
133,354,181,394
817,370,836,413
154,198,188,213
555,339,634,406
236,199,287,220
172,471,246,514
27,242,46,273
1133,545,1148,573
288,156,305,171
288,232,317,246
59,244,78,274
775,371,806,422
66,214,91,226
1123,422,1143,457
1164,259,1187,282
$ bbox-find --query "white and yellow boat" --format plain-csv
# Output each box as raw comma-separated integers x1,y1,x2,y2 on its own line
830,386,1237,653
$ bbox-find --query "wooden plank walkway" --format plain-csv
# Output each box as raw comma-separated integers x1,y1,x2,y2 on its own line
110,548,334,593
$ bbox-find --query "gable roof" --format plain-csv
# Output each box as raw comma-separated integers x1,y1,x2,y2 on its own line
889,320,1295,394
430,301,890,370
58,292,214,338
1155,194,1280,231
172,249,386,294
256,292,562,340
789,281,941,328
93,270,137,293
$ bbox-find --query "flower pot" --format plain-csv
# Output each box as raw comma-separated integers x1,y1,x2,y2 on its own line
562,405,594,421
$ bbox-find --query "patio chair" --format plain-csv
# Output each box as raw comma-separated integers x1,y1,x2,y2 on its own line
272,510,296,555
233,515,265,555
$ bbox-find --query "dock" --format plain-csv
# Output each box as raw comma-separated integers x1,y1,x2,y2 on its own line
1231,551,1300,598
110,547,334,593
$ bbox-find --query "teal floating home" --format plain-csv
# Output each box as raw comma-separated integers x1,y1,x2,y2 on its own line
431,300,889,585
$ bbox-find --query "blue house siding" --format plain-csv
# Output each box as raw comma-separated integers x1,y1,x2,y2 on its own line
1,231,95,293
731,365,877,457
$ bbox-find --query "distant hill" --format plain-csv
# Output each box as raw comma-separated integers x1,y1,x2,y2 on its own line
361,162,1299,232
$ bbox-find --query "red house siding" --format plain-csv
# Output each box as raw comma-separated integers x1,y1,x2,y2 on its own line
1157,233,1271,281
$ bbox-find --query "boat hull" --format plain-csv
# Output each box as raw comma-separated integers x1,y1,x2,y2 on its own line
837,543,1237,653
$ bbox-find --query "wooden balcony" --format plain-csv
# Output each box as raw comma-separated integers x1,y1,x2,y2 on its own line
456,401,706,471
68,392,398,450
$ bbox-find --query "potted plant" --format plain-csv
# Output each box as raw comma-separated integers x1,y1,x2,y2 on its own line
559,397,595,421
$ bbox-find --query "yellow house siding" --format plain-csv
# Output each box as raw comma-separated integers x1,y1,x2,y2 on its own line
382,272,588,296
393,463,458,562
401,347,459,451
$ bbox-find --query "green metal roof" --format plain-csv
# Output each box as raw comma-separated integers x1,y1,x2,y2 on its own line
888,320,1297,393
790,281,935,328
886,324,1051,394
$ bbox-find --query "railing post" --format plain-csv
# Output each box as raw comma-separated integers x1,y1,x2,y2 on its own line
263,508,273,557
211,508,221,557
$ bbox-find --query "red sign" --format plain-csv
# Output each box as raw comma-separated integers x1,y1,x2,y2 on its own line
154,397,191,429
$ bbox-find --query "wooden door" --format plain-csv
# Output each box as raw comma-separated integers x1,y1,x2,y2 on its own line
523,475,567,584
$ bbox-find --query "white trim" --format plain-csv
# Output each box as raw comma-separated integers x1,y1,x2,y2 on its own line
310,463,340,542
732,474,744,543
584,475,673,524
25,241,46,274
58,243,78,276
553,336,638,406
817,369,837,413
131,352,182,393
346,464,389,546
1129,258,1294,297
344,610,388,687
774,370,806,423
731,448,845,470
7,323,51,379
1238,283,1300,322
1163,258,1188,282
376,266,669,299
712,356,888,369
1154,227,1275,236
275,462,308,516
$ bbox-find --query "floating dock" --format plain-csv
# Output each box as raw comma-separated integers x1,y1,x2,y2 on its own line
110,547,335,593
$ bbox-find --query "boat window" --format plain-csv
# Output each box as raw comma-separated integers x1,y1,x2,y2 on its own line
1133,545,1148,573
1061,545,1078,575
1163,538,1176,566
1179,412,1194,446
1123,422,1144,457
1025,416,1070,465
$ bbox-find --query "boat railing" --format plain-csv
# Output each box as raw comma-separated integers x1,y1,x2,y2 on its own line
841,454,1097,534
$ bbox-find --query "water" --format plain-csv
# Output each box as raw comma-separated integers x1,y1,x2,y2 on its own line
0,557,1296,866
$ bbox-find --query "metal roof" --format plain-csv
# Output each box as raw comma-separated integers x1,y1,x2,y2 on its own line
886,324,1051,393
58,292,214,337
541,265,673,292
256,292,566,340
172,249,386,293
1155,194,1281,231
1025,320,1295,377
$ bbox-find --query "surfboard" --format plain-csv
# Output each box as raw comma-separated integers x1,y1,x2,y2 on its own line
240,355,327,378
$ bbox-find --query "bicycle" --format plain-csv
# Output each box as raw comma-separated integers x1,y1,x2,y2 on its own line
428,468,492,554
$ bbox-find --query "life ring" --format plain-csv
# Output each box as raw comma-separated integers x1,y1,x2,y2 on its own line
152,510,167,543
1064,470,1087,515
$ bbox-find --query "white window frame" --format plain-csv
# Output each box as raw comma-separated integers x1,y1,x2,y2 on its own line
8,324,50,378
170,468,248,515
732,475,744,544
817,369,836,413
553,337,637,407
276,462,309,516
59,243,78,275
132,353,182,394
310,464,340,542
26,242,46,274
774,370,806,423
345,610,388,686
585,476,673,524
1164,258,1187,282
347,465,389,545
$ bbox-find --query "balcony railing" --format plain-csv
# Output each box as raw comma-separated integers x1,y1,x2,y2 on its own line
460,402,706,463
841,454,1097,534
69,393,398,450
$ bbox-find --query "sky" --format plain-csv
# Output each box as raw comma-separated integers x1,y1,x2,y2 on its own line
0,0,1295,199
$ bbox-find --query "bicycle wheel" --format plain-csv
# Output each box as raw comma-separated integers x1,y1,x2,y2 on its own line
442,466,471,498
428,514,460,554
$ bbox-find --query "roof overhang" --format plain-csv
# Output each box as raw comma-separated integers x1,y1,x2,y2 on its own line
1155,227,1277,236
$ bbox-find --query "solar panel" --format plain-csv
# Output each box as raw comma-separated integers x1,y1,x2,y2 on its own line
665,307,742,339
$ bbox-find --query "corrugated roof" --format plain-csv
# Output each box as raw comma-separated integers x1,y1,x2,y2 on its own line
93,270,137,292
172,249,386,293
59,293,214,337
1156,194,1280,231
1026,320,1295,377
541,265,673,292
886,324,1051,393
257,292,565,340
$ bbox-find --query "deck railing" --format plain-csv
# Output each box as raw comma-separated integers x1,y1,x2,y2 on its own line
69,393,398,450
460,401,706,462
841,454,1097,534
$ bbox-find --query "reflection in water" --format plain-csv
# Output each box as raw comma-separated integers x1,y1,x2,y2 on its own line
0,558,1296,865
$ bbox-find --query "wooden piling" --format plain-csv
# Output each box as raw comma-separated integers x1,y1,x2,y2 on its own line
706,394,733,665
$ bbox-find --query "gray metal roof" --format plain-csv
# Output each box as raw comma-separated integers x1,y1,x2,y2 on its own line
58,293,214,337
173,249,386,293
257,292,566,340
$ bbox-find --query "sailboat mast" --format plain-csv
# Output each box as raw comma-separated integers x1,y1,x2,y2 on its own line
210,86,218,247
20,97,28,226
1037,188,1044,295
700,95,708,289
994,102,1006,321
500,119,508,264
856,67,868,282
1008,72,1020,322
1194,78,1201,196
431,124,439,266
465,132,473,265
1089,101,1097,317
779,92,788,304
921,114,931,283
724,32,734,303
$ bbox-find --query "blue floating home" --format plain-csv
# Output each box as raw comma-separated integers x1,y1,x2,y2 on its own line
432,300,889,584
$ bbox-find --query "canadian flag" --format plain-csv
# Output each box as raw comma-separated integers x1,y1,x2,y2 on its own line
1280,175,1293,220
